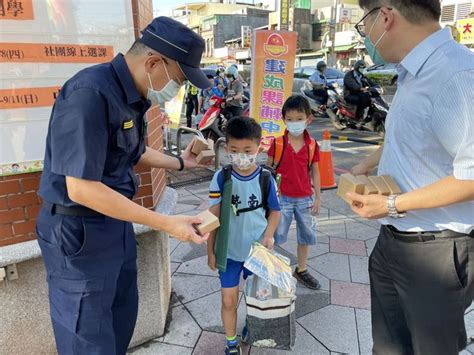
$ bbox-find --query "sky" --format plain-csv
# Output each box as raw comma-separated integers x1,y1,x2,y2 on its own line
152,0,205,17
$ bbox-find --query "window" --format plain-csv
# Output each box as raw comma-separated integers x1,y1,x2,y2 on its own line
441,4,455,22
457,3,472,20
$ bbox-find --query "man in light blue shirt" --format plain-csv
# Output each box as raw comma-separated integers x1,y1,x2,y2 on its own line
349,1,474,354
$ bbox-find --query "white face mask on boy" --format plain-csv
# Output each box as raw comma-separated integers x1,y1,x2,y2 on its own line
228,153,258,170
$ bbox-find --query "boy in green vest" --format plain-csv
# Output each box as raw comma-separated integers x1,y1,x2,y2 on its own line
207,116,281,354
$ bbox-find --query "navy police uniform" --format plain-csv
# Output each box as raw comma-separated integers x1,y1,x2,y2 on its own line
36,17,208,355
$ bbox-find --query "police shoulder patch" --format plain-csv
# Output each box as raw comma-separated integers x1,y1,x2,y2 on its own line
122,119,134,130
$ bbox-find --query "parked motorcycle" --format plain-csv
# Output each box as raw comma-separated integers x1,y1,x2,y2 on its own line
198,95,250,140
327,86,388,136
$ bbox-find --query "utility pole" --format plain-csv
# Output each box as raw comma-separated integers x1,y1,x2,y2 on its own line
328,0,340,67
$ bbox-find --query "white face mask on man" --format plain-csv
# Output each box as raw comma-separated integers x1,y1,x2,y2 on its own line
147,61,181,106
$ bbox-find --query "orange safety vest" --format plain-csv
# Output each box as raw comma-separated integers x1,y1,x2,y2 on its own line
272,135,317,171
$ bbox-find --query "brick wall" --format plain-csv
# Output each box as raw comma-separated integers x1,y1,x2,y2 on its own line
0,173,41,246
0,0,166,247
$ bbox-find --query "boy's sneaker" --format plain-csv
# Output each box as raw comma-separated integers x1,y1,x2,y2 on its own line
294,268,321,290
225,343,241,355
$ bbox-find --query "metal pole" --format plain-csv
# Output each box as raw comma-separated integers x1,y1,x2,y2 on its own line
214,137,226,170
329,0,339,67
176,126,204,155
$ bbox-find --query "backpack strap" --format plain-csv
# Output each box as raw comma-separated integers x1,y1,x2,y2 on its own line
233,167,272,218
307,138,317,170
222,164,233,184
272,136,285,170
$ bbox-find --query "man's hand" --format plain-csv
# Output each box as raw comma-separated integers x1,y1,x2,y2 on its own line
208,252,217,271
312,196,321,216
226,97,234,103
163,215,209,244
181,141,211,169
347,192,389,219
261,235,274,250
351,162,373,176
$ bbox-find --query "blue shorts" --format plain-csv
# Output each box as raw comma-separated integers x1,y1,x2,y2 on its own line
219,259,253,288
274,195,317,246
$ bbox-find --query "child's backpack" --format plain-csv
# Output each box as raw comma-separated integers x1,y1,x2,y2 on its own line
214,165,277,272
271,135,317,171
221,164,277,217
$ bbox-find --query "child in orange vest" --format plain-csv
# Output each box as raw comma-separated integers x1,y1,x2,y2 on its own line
267,95,322,289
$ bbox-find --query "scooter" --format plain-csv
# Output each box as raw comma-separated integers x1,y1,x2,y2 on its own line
198,95,250,140
327,86,388,135
300,81,341,118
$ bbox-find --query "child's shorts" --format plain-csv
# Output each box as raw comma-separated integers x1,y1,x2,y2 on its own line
219,259,253,288
274,195,317,246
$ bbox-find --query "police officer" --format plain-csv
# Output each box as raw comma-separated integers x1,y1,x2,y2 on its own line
36,17,211,354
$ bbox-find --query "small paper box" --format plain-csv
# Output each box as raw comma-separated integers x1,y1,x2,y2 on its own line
380,175,402,195
356,175,378,195
337,174,365,203
368,176,391,196
191,136,210,155
195,210,220,235
196,150,215,164
207,138,215,151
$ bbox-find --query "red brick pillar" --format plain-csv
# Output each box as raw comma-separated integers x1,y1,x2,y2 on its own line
0,0,165,247
131,0,166,209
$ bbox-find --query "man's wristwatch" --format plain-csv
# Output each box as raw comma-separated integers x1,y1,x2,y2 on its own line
387,194,406,218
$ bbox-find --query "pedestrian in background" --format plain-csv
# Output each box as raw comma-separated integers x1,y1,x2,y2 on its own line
350,1,474,354
185,83,199,127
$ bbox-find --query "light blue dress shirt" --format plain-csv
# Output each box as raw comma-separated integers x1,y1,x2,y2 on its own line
378,28,474,233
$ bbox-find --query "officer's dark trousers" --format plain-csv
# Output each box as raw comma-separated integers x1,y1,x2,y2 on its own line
312,88,329,105
370,225,474,355
36,205,138,355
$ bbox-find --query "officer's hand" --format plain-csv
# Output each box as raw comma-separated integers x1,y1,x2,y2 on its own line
181,141,212,168
167,215,209,244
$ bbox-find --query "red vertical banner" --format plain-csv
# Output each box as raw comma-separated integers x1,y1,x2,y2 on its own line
249,30,297,148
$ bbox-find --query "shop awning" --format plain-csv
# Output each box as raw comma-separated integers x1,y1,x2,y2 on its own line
316,44,357,55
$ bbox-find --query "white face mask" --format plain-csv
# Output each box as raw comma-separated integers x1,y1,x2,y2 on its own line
286,121,306,136
228,152,257,171
147,61,181,106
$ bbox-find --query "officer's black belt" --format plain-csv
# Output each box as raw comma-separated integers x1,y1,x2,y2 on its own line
45,202,102,217
385,225,473,243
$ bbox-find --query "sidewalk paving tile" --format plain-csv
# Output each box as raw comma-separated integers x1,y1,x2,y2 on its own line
185,290,247,334
274,246,298,266
172,273,221,304
318,207,330,221
365,237,377,255
129,341,192,355
250,323,329,355
349,255,370,285
344,221,379,241
466,311,474,337
298,305,359,354
176,255,220,278
356,309,373,355
295,288,330,319
193,331,228,355
307,253,351,282
331,280,371,310
159,305,201,348
170,292,181,308
318,234,330,244
169,237,180,254
354,217,382,231
278,234,330,260
170,262,181,276
317,220,347,239
330,237,367,256
171,242,208,263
